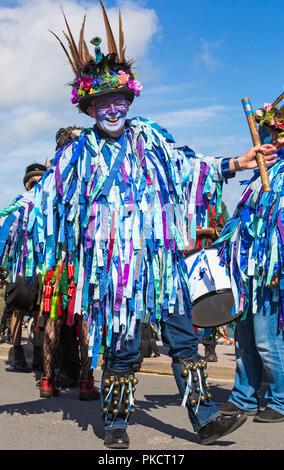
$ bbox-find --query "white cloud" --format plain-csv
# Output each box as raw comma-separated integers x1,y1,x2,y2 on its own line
194,39,223,73
150,105,228,128
0,109,59,146
0,0,159,206
0,0,159,110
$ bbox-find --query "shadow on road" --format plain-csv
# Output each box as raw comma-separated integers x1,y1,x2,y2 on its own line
0,367,246,448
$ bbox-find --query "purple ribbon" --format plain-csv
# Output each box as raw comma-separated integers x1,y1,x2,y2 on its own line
157,191,170,250
114,257,123,311
196,162,209,206
239,188,253,206
277,211,284,245
120,161,129,187
86,201,97,250
136,137,145,168
122,239,133,286
55,161,64,197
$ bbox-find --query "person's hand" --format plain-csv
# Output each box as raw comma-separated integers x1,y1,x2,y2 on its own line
196,226,216,238
268,275,279,288
237,144,278,170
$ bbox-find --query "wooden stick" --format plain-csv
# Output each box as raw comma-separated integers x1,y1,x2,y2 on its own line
272,91,284,108
242,97,271,192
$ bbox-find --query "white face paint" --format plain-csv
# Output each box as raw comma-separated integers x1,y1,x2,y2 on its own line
91,94,129,137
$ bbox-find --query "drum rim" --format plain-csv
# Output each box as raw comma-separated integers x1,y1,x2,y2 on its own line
192,288,233,306
192,312,242,328
191,289,242,328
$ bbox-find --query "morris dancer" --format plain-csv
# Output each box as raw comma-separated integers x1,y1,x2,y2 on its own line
216,94,284,422
0,2,278,448
5,163,46,373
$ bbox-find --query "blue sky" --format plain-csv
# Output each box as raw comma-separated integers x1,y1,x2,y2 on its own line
0,0,283,212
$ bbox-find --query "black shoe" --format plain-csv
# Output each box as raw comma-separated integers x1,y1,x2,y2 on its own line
6,362,32,373
198,412,247,445
206,352,218,362
104,429,130,449
253,408,284,423
204,346,218,362
6,345,32,373
219,402,258,416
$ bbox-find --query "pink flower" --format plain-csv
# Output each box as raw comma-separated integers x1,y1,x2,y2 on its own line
264,103,272,112
128,79,143,96
277,121,284,129
81,76,93,91
118,70,130,86
255,109,263,117
71,88,79,104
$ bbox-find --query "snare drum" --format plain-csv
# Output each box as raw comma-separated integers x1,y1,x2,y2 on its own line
184,246,240,328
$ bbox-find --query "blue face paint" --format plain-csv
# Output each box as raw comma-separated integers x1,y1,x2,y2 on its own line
92,94,128,137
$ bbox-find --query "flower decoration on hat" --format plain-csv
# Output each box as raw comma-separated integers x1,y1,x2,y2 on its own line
255,92,284,142
50,1,142,115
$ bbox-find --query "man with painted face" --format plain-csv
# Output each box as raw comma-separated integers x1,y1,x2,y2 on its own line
88,94,129,137
0,3,278,449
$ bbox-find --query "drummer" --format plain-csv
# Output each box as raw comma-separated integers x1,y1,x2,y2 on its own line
183,194,229,362
216,95,284,422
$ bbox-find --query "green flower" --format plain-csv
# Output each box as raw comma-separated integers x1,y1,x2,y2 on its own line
109,75,118,88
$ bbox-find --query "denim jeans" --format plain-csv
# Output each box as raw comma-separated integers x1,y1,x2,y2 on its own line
101,302,220,432
101,322,142,430
229,285,284,415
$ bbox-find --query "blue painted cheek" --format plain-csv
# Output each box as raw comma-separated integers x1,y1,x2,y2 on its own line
97,108,128,134
102,116,126,133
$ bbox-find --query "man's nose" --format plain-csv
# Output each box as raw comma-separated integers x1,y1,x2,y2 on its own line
108,104,118,114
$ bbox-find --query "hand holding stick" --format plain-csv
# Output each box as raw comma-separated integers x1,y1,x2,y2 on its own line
242,97,271,192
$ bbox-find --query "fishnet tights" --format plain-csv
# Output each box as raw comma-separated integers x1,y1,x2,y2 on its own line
43,314,92,380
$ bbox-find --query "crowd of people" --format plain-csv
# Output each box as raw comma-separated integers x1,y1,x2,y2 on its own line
0,1,283,450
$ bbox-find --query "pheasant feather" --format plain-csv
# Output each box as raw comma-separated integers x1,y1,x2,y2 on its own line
118,10,126,63
99,0,118,59
49,29,79,76
60,4,80,64
78,14,87,64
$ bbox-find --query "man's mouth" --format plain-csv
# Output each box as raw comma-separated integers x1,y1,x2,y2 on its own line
106,117,120,124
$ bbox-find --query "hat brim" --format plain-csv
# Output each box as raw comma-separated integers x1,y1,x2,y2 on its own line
23,170,45,187
78,86,135,115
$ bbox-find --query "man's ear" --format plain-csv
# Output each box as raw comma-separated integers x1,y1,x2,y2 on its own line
87,106,96,118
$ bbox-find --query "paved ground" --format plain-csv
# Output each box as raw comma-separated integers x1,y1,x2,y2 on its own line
0,331,238,380
0,337,283,452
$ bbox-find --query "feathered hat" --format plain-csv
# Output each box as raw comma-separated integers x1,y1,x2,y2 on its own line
255,92,284,143
50,1,142,115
